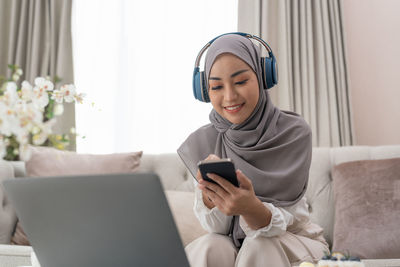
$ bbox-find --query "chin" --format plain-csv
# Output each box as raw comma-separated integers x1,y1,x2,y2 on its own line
226,116,245,125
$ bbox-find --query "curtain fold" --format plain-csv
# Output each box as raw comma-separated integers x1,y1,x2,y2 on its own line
238,0,353,146
0,0,75,149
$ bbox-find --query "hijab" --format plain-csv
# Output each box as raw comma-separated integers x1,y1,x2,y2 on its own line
177,34,312,247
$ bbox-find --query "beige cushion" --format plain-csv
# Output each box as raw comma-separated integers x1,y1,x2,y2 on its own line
138,154,194,191
331,158,400,259
25,146,142,177
165,190,206,247
11,146,143,246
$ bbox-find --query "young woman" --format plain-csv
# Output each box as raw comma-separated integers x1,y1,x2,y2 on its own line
178,33,328,267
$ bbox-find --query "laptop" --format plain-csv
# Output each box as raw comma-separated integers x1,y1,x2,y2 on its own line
3,173,190,267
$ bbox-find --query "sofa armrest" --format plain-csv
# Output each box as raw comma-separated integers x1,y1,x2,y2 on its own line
0,244,32,267
8,162,26,178
0,160,18,244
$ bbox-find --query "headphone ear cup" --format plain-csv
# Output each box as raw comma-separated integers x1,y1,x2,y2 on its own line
261,57,275,89
271,55,278,85
260,58,267,89
200,71,210,102
193,68,210,102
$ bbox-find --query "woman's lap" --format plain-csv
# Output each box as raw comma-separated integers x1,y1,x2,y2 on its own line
185,232,328,267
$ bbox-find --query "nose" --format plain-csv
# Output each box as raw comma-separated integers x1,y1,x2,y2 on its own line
224,83,238,102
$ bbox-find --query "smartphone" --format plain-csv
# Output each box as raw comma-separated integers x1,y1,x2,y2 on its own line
197,158,239,187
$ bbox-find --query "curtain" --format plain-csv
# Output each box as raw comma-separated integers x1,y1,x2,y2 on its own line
238,0,353,146
0,0,75,149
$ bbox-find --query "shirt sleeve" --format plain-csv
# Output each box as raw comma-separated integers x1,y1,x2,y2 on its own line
193,186,233,235
239,197,310,238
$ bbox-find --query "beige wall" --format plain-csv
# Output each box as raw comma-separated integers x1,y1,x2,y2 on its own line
343,0,400,145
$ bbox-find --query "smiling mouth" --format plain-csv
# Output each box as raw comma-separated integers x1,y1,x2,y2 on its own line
224,103,244,113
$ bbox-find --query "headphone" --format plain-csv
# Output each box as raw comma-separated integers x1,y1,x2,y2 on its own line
192,32,278,102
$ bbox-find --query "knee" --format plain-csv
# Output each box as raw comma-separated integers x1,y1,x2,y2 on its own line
236,236,290,267
241,236,279,254
188,233,236,252
185,234,237,266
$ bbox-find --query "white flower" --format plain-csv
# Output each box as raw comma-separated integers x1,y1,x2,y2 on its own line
53,104,64,115
34,77,54,91
15,132,29,145
6,82,17,91
21,81,33,101
0,136,6,159
31,126,41,135
0,102,15,136
32,85,49,109
0,68,84,160
60,84,76,103
32,119,56,145
74,92,86,104
51,89,64,103
4,82,19,106
12,100,43,140
19,144,32,161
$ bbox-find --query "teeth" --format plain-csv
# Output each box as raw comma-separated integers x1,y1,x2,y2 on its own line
225,104,242,110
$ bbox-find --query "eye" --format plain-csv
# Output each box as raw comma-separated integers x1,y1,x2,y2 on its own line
235,79,248,85
211,85,223,90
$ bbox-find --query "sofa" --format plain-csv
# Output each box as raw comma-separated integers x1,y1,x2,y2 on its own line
1,145,400,267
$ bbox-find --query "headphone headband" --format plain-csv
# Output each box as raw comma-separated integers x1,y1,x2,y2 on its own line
194,32,273,68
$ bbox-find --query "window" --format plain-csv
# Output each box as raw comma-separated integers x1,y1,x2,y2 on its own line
72,0,238,153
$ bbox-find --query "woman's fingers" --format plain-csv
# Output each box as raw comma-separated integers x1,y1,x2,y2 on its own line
199,178,229,199
206,173,237,195
196,169,204,183
206,154,220,160
200,184,223,205
236,170,253,190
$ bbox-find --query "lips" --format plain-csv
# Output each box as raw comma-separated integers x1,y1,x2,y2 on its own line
224,103,244,113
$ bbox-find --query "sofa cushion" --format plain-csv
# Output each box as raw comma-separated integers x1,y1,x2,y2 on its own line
165,190,206,247
331,158,400,259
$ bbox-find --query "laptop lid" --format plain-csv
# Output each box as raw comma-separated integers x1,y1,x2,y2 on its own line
3,173,190,267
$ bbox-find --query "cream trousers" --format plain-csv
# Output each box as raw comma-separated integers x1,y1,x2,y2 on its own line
185,232,328,267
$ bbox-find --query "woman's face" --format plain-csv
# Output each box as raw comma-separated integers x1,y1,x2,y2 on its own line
208,53,260,125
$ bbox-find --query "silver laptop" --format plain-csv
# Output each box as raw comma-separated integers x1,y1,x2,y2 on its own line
3,173,190,267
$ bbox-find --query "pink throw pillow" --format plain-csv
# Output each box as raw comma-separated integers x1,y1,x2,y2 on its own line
25,146,142,177
332,158,400,259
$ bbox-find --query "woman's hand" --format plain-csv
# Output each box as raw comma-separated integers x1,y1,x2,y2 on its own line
198,166,272,230
196,154,220,209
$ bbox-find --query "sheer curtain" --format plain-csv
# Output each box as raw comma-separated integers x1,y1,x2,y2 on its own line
72,0,238,154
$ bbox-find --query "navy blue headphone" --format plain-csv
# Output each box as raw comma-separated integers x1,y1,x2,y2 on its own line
192,32,278,102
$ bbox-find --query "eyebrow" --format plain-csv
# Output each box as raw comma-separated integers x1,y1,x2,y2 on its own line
209,69,249,80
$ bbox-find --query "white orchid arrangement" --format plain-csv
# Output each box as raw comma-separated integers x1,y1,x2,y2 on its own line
0,64,85,161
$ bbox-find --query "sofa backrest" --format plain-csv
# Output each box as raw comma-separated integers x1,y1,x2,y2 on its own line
138,145,400,247
2,145,400,245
